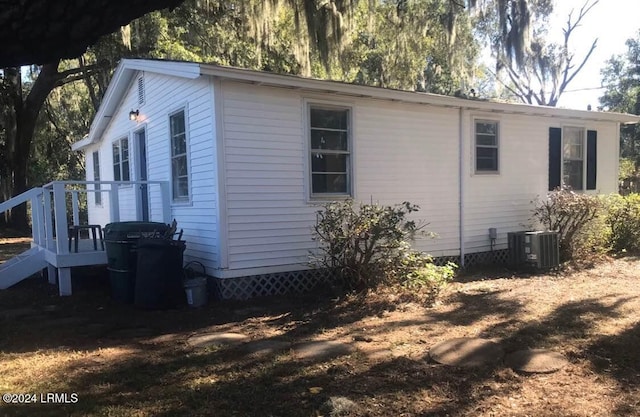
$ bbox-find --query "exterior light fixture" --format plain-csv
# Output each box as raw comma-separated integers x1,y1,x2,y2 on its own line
129,109,139,121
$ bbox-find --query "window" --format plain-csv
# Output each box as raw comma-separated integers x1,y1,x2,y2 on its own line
112,138,130,181
562,127,584,190
309,106,351,196
475,120,499,173
92,151,102,205
170,109,189,201
548,127,597,191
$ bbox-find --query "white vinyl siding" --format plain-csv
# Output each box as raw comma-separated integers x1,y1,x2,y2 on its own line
464,115,616,254
87,71,219,271
222,81,315,271
222,81,461,272
146,74,217,270
85,63,623,279
465,113,546,253
356,101,460,257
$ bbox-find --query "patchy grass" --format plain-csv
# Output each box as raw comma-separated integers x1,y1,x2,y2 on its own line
1,251,640,416
0,237,32,264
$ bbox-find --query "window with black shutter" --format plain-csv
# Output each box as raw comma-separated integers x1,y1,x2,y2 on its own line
548,127,597,191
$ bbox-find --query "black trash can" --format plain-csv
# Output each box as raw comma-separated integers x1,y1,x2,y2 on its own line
134,239,186,309
104,222,170,303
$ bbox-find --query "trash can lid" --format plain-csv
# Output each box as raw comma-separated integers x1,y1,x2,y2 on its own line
137,238,186,249
104,222,170,240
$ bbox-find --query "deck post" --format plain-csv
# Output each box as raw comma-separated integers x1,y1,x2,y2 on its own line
31,192,45,246
47,264,57,285
57,268,72,296
109,184,120,222
43,190,54,250
52,182,72,295
71,190,80,226
52,182,69,255
160,181,171,223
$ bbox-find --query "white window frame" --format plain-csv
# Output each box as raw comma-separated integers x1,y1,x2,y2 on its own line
561,126,586,191
92,150,102,206
307,103,353,199
169,107,191,204
474,119,499,174
112,137,130,182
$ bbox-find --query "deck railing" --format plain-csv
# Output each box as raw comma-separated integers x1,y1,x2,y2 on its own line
1,180,170,295
40,180,171,256
0,187,46,247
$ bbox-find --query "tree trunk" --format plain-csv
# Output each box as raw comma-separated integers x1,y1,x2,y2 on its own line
1,61,61,231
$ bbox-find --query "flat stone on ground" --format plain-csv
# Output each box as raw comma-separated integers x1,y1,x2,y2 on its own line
292,340,353,361
47,317,90,327
238,339,290,357
429,337,504,367
108,327,155,339
0,307,39,319
187,332,248,348
143,333,181,345
505,349,568,373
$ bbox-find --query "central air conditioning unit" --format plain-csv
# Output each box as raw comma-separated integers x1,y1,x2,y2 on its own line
507,231,560,269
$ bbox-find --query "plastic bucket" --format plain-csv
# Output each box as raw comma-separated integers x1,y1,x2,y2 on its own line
184,277,208,308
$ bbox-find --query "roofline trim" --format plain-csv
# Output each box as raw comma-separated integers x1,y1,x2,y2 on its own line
73,59,640,151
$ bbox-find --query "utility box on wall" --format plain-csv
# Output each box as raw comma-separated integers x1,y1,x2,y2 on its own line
508,231,560,269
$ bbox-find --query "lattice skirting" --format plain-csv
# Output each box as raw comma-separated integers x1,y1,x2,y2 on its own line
433,249,510,268
209,249,511,300
208,268,331,301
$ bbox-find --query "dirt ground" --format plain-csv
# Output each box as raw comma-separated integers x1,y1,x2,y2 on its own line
1,239,640,416
0,237,32,261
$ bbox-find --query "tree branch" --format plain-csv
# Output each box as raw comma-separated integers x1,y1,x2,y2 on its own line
560,38,598,94
55,63,102,85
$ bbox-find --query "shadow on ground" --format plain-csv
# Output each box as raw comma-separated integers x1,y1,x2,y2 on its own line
2,262,640,416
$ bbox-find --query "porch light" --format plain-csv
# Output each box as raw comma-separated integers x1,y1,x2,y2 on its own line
129,109,139,121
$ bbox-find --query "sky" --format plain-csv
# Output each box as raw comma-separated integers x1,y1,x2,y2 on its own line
551,0,640,110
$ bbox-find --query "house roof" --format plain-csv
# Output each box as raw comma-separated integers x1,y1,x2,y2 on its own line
72,58,640,151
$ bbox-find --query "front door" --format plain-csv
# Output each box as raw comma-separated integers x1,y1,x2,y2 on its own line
135,128,150,221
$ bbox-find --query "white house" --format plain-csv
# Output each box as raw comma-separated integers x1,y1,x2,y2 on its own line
67,58,639,299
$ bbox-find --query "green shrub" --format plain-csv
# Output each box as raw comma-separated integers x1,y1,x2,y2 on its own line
401,252,456,304
604,193,640,253
531,187,603,262
572,207,611,261
311,199,455,296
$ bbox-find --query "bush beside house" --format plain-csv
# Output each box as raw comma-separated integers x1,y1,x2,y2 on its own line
311,200,455,302
532,188,640,263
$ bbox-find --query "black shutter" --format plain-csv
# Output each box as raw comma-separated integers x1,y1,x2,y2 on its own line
549,127,562,191
586,130,597,190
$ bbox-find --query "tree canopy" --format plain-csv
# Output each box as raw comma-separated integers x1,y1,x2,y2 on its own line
474,0,599,106
600,31,640,182
0,0,625,229
0,0,185,67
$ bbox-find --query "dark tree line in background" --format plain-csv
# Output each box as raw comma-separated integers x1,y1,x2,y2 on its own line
600,32,640,193
0,0,610,229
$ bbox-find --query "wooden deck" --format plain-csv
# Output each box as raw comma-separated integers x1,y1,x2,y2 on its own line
0,180,171,296
41,239,107,268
